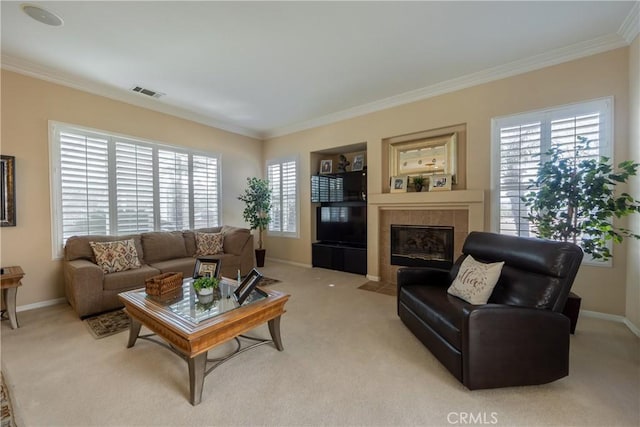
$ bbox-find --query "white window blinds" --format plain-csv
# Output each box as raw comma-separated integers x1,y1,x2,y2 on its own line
158,150,190,231
50,122,221,258
192,155,220,229
492,98,612,239
267,157,298,236
115,141,154,234
59,130,110,240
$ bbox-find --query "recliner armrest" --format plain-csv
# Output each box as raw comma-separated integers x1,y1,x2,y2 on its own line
462,304,570,389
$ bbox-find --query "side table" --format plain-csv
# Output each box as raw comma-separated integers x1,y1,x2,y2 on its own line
1,266,25,329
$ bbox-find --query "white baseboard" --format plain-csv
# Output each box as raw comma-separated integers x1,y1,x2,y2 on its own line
14,294,640,338
580,309,640,338
264,257,312,269
17,297,66,313
366,275,380,282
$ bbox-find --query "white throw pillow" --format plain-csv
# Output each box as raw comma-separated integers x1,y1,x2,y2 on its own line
447,255,504,305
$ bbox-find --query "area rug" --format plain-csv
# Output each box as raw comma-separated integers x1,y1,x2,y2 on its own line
258,277,281,286
84,309,130,339
358,281,397,296
1,372,16,427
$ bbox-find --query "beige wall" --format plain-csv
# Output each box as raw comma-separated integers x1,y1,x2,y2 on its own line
264,47,631,315
0,70,262,308
626,35,640,329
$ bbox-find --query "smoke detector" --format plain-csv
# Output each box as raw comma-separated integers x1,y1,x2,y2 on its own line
22,3,64,26
131,86,165,99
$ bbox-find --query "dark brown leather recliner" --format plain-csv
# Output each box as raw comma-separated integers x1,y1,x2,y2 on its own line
397,231,583,390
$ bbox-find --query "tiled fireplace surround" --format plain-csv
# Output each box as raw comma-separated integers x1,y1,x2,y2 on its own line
368,190,485,284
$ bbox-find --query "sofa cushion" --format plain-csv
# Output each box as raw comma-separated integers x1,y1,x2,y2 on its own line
184,227,223,256
89,239,142,273
141,231,188,263
149,257,197,279
103,265,160,292
447,255,504,305
65,234,144,263
400,284,471,351
220,226,252,255
195,232,224,256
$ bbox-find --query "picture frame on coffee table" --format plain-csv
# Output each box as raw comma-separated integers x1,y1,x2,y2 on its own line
234,268,263,305
193,258,221,279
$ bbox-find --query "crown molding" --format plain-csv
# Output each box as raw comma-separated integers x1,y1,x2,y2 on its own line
619,1,639,43
264,33,629,139
0,54,262,140
2,25,633,142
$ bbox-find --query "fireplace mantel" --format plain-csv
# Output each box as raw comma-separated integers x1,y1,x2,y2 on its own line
367,190,485,281
369,189,484,208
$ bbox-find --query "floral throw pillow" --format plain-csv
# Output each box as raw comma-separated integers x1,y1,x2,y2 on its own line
89,239,141,274
447,255,504,305
195,232,224,256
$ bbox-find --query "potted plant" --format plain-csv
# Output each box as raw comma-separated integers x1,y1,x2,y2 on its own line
522,138,640,331
412,175,426,192
238,177,272,267
193,276,220,304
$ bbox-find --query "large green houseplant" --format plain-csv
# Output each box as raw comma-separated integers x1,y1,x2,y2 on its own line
521,139,640,333
522,138,640,261
238,177,272,267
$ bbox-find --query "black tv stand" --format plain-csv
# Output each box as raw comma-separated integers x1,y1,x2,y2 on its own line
312,242,367,275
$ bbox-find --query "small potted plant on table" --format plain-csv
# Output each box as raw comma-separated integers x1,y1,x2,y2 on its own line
193,276,221,304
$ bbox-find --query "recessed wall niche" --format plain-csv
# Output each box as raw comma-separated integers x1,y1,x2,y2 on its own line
381,124,467,193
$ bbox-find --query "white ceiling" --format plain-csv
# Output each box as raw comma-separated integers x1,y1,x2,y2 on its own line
1,1,638,139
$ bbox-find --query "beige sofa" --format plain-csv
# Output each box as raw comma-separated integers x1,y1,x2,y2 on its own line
63,226,254,318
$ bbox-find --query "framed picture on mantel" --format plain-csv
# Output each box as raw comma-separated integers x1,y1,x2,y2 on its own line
429,174,452,192
390,175,408,193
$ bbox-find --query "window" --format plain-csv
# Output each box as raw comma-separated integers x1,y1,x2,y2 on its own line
491,98,613,260
50,122,221,258
267,157,298,237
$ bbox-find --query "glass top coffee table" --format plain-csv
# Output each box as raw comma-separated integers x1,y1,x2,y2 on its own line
118,277,289,405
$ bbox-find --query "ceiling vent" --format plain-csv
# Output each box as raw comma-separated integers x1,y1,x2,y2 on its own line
131,86,165,98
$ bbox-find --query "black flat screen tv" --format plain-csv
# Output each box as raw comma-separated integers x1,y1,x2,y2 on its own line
316,206,367,246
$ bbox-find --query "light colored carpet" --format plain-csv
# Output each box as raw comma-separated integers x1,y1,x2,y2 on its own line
1,261,639,426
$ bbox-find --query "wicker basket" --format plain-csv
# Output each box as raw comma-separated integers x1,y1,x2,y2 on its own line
145,272,183,297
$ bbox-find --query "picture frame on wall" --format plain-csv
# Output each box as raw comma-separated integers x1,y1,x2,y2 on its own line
429,174,452,192
352,154,364,171
320,159,332,174
389,133,457,183
1,155,16,227
390,175,408,193
234,268,263,305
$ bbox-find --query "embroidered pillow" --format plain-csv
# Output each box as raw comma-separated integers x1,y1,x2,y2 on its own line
195,232,224,256
89,239,141,274
447,255,504,305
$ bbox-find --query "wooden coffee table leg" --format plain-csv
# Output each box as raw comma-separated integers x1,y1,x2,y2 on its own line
188,353,207,405
127,317,142,348
4,288,19,329
268,316,284,351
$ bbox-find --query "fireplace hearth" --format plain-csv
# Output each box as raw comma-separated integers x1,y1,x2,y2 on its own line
391,225,454,269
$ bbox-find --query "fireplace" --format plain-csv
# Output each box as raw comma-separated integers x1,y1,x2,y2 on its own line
391,225,454,269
